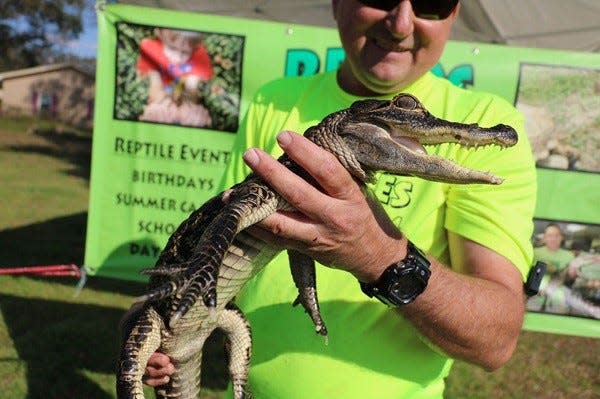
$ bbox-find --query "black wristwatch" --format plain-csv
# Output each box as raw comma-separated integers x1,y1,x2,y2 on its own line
360,240,431,306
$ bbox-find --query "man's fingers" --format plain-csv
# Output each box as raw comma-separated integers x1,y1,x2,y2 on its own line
147,352,173,369
143,352,175,387
275,131,359,199
246,211,319,251
143,361,174,387
243,147,323,214
242,132,360,217
145,363,174,378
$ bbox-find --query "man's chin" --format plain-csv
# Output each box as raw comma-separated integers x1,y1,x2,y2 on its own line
360,69,415,95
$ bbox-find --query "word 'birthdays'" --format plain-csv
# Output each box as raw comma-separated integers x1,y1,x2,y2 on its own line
132,169,215,191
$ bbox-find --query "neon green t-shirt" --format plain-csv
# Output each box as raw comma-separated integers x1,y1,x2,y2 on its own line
220,71,536,399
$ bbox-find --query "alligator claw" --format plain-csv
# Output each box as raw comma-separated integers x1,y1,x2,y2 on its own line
169,310,183,328
203,289,217,308
135,281,178,303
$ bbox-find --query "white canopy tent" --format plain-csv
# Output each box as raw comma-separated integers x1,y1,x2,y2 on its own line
120,0,600,52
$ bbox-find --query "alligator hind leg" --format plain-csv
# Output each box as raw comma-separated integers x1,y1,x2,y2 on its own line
117,306,163,399
288,250,328,338
219,303,253,399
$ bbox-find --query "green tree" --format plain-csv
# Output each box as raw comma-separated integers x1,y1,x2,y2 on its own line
0,0,86,71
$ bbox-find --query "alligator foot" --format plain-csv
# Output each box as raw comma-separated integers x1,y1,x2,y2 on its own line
138,260,219,328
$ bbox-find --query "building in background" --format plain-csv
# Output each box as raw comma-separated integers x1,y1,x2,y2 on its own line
0,64,95,130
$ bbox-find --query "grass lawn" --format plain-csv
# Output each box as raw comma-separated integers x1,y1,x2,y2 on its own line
0,117,598,398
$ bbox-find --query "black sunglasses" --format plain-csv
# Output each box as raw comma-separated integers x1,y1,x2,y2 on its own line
357,0,459,20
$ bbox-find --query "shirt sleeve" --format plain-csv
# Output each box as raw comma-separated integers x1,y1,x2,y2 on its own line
445,96,537,279
218,92,271,190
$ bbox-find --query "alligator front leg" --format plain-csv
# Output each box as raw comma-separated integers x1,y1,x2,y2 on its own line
117,306,164,399
288,249,328,338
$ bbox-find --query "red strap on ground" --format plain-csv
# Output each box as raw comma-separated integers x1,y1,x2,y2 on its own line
0,264,81,278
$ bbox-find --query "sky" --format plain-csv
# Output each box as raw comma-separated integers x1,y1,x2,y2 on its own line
7,0,98,59
62,1,98,58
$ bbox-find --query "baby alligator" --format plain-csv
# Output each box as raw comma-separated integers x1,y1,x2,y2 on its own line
116,94,517,399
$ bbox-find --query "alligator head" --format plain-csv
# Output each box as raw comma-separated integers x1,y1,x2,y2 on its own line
309,93,518,184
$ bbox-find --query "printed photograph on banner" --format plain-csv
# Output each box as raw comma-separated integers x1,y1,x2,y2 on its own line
527,219,600,320
113,22,244,132
515,64,600,173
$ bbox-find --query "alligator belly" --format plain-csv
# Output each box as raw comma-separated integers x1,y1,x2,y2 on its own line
216,230,279,303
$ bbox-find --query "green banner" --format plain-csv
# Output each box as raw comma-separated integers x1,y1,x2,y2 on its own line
86,4,599,337
86,4,343,280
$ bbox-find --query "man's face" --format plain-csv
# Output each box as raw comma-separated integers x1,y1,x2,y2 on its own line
543,226,563,252
333,0,459,96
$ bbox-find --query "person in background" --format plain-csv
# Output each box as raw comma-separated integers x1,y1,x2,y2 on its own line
145,1,537,397
534,223,574,276
137,28,213,127
527,223,574,314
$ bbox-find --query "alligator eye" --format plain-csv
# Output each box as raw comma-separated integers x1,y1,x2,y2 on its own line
394,94,418,110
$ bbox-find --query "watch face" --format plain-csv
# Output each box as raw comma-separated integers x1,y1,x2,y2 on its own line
390,278,418,298
389,274,422,304
386,256,430,305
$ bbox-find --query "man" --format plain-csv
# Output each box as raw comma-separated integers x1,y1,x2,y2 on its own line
145,1,537,397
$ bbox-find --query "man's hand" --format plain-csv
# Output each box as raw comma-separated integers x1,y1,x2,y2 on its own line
242,131,406,283
143,352,175,387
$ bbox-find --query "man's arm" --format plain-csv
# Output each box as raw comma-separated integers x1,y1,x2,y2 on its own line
401,233,524,370
244,131,525,370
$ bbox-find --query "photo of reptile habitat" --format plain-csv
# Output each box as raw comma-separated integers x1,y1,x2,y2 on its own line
515,64,600,173
113,22,244,132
